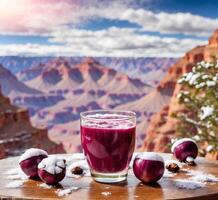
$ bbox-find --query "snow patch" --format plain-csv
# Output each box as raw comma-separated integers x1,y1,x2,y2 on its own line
67,160,90,178
174,179,205,189
65,153,85,163
4,167,28,180
135,152,164,163
5,180,25,188
4,168,21,175
185,169,218,183
38,183,53,189
19,148,48,163
200,106,214,120
186,157,194,163
38,156,66,175
171,138,196,152
206,145,214,152
56,187,79,197
192,135,200,141
206,81,216,87
6,174,28,180
101,192,112,196
163,171,176,178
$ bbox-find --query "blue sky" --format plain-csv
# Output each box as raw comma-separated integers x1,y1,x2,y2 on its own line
0,0,217,57
150,0,218,17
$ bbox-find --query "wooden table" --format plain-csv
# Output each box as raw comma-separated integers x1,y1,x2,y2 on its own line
0,153,218,200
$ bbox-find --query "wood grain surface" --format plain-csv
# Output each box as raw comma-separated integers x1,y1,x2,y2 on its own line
0,153,217,200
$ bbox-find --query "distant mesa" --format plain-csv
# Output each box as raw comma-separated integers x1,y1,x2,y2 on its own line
6,56,177,87
18,57,151,94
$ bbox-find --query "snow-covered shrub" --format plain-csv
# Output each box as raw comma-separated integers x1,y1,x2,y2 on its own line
175,60,218,155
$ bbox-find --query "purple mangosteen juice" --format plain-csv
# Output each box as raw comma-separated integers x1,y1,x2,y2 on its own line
80,110,136,183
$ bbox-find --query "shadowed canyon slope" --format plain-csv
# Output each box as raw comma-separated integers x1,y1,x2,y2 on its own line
0,64,40,97
0,85,64,158
142,29,218,153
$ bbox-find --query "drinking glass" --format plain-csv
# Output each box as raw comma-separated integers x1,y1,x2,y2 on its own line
80,110,136,183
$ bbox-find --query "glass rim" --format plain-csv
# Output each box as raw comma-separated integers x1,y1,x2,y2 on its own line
80,109,136,121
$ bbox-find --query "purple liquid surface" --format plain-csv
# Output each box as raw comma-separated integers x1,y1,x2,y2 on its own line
81,123,135,173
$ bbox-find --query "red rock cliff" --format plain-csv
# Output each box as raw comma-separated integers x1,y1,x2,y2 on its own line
0,86,65,158
142,29,218,153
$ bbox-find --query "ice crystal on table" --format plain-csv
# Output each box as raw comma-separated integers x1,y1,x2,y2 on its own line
190,173,218,183
4,167,28,180
162,171,176,178
5,180,25,188
186,157,194,163
101,192,112,196
174,179,205,189
65,153,86,164
38,183,53,189
56,187,79,197
184,169,218,183
4,168,20,175
6,174,28,180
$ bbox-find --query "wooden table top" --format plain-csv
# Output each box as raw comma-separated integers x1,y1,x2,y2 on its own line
0,153,218,200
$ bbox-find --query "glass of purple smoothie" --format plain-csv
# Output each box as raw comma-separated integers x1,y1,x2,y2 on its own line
80,110,136,183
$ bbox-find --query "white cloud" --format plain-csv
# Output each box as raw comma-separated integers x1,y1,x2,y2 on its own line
0,27,207,57
0,0,131,35
0,0,213,57
117,9,218,36
0,0,217,36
